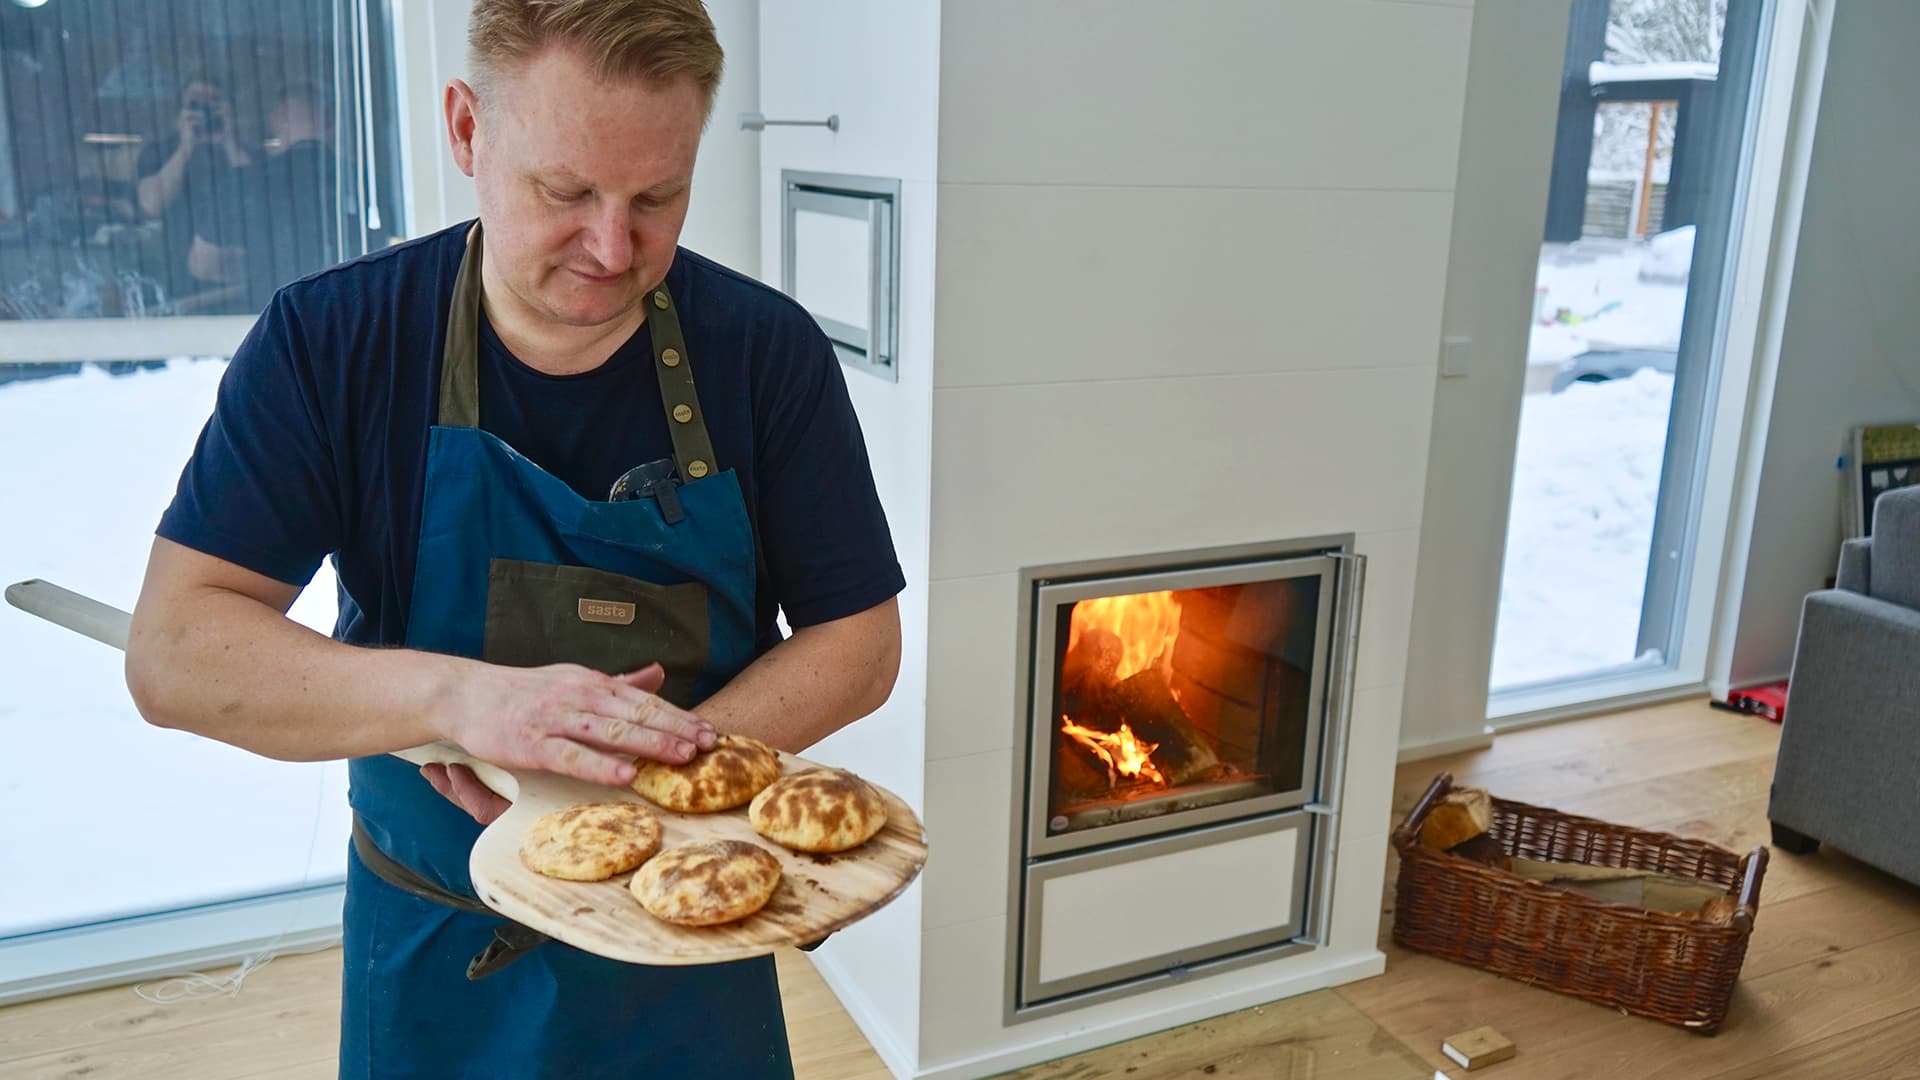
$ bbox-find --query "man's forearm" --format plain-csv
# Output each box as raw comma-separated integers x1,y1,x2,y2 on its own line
694,598,902,753
136,146,192,219
127,583,464,762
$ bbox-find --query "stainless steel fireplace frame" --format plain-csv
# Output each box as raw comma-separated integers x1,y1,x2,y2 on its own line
1018,539,1347,859
1004,537,1366,1020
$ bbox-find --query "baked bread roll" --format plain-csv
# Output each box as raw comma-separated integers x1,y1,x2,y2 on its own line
519,801,662,881
749,768,889,853
629,839,783,926
631,734,781,813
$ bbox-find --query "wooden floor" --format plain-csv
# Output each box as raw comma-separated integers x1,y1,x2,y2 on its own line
5,699,1919,1079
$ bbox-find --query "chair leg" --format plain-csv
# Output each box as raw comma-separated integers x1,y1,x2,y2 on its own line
1771,821,1819,855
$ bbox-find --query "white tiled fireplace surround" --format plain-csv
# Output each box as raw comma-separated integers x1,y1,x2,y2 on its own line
760,2,1469,1076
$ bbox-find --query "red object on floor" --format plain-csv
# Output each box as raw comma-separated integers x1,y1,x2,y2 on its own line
1726,681,1790,723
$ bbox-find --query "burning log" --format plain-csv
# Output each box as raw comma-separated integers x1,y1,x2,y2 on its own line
1111,670,1219,787
1060,626,1123,719
1055,739,1112,796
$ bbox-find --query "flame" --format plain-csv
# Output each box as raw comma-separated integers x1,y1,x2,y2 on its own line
1061,715,1167,786
1066,590,1184,681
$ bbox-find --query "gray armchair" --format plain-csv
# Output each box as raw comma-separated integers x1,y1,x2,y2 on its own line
1768,484,1920,887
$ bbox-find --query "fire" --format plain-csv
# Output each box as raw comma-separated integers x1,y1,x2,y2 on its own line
1060,715,1167,787
1066,590,1183,681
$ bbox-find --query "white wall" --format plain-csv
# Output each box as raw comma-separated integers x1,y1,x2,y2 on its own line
757,2,941,1073
1399,0,1572,757
681,0,760,275
394,0,479,232
1717,0,1920,688
397,0,759,271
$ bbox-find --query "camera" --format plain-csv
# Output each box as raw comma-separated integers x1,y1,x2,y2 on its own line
187,100,222,138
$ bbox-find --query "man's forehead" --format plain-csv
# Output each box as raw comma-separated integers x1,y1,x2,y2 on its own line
532,165,687,196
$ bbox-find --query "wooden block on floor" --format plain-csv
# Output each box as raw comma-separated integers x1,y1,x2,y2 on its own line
1443,1026,1516,1070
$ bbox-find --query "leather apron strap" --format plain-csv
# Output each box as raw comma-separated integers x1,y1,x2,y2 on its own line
352,814,551,980
642,284,717,484
438,223,719,486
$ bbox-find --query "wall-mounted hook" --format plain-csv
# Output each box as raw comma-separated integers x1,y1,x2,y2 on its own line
738,111,839,133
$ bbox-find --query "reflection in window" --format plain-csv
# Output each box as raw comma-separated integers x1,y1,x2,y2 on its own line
0,0,402,319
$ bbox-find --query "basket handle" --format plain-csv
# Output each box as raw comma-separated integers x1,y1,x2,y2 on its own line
1732,844,1768,931
1390,772,1453,853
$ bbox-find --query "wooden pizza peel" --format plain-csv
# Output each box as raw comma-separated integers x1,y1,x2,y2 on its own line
6,578,928,966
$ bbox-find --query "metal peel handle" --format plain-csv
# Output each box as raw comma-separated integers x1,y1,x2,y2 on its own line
5,578,130,650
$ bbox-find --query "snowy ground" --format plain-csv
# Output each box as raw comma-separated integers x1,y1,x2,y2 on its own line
0,361,347,939
1528,229,1692,371
1491,235,1689,690
1490,370,1675,688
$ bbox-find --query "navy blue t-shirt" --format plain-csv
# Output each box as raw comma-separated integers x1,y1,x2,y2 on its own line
158,222,904,653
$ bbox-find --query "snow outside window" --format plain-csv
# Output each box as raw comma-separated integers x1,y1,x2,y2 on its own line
0,0,401,945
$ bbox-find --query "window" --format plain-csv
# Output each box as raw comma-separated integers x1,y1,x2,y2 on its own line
0,0,404,322
1489,0,1774,712
0,0,402,997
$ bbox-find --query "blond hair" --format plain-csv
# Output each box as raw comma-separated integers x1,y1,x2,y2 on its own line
468,0,723,111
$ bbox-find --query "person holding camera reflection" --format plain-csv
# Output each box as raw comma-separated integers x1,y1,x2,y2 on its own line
188,82,340,312
135,78,252,304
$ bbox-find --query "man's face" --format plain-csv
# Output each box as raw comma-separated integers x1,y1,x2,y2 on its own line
451,47,705,331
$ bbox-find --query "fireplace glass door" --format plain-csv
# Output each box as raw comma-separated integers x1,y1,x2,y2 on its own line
1025,553,1336,857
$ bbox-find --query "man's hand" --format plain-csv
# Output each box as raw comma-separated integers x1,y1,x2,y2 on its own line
420,760,512,824
174,107,205,151
425,661,715,822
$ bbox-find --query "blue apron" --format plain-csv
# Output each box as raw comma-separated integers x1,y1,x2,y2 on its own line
339,225,793,1079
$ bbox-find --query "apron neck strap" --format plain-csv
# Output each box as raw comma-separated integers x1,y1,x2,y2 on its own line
437,224,485,429
645,283,718,484
439,223,719,485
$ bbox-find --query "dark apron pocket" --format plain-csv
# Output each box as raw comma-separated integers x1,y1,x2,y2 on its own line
482,559,710,707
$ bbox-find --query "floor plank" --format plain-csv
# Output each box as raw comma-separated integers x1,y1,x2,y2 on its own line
0,948,888,1080
991,990,1433,1080
1703,1006,1920,1080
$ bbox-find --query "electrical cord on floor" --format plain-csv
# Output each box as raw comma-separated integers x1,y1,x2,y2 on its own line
132,761,341,1004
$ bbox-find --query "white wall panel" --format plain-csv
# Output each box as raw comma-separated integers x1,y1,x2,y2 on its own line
933,185,1455,389
928,368,1436,581
939,0,1471,190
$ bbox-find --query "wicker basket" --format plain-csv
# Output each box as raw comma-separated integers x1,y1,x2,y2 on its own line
1390,773,1768,1033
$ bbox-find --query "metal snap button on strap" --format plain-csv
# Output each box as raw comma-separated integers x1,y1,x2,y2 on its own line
609,457,686,524
661,348,681,368
687,460,710,479
672,404,693,424
652,291,669,310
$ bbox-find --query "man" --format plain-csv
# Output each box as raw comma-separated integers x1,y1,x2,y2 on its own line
123,2,904,1077
135,77,252,303
191,82,341,309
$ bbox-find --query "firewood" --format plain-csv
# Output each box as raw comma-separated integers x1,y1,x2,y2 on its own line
1698,894,1739,925
1445,832,1511,870
1055,741,1110,796
1419,787,1493,850
1509,857,1731,913
1061,628,1122,699
1112,670,1220,785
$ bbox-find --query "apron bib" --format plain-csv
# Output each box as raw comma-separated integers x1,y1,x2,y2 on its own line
339,226,791,1079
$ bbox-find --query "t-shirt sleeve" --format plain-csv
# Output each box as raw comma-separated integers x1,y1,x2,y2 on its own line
135,141,162,179
753,319,905,628
156,293,343,586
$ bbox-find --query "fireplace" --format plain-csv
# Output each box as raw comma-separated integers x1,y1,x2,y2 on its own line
1009,538,1363,1015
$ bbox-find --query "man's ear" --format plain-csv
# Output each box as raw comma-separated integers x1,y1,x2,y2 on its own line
445,78,479,178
